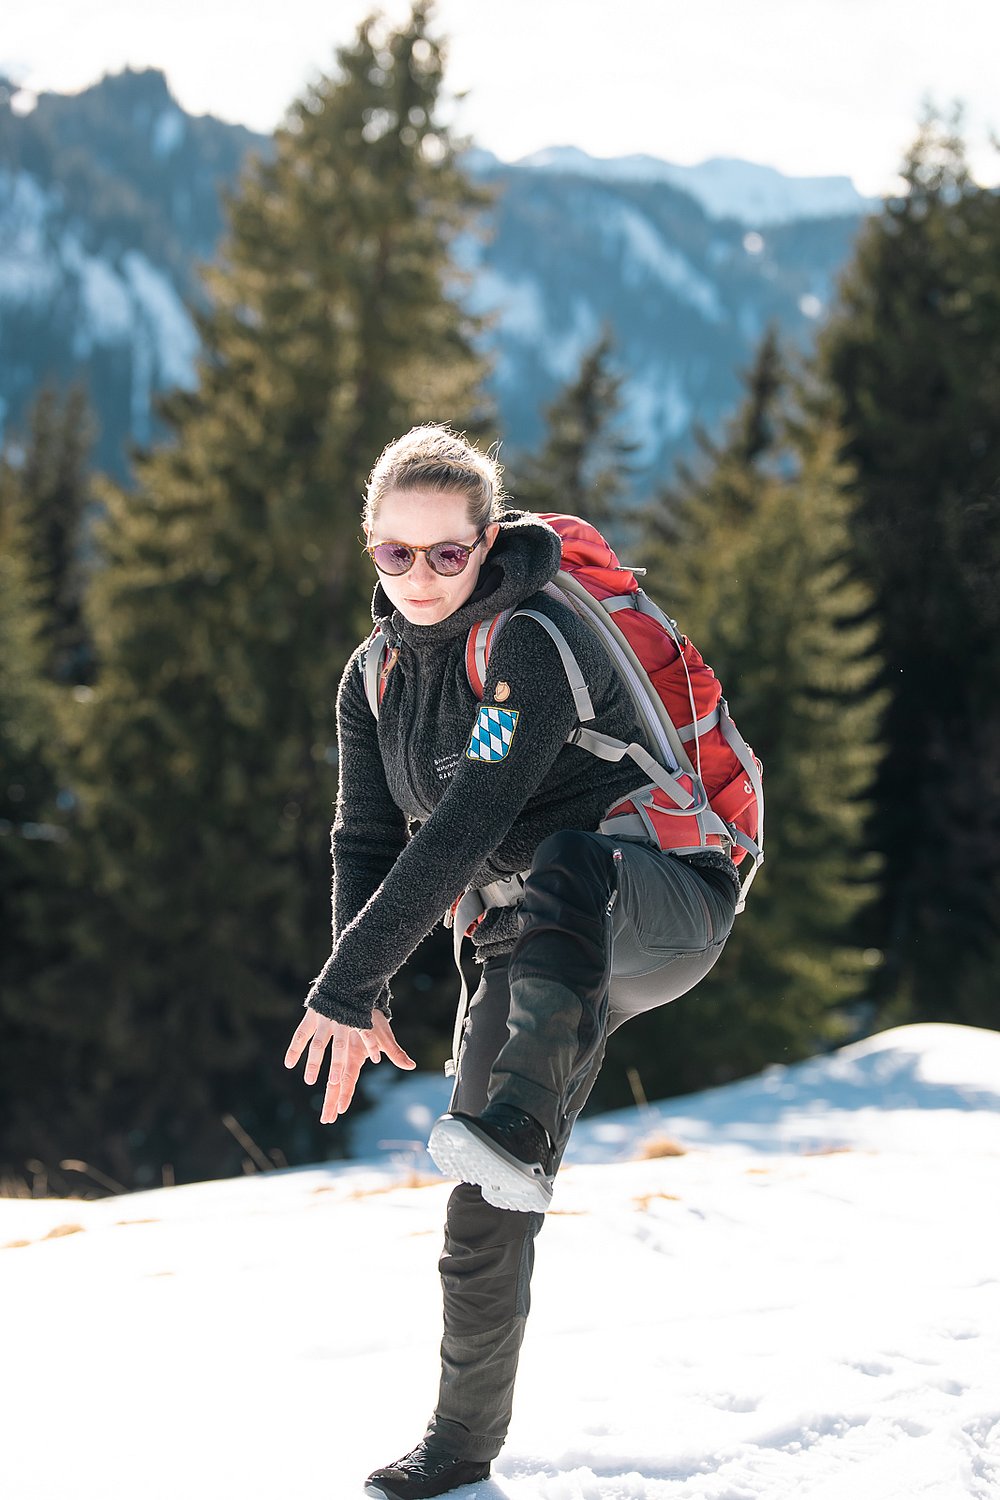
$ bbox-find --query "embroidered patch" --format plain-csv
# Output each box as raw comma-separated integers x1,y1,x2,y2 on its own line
466,706,520,762
434,751,460,782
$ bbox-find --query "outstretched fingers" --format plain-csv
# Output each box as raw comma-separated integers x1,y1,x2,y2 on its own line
284,1008,322,1070
322,1029,362,1123
286,1007,410,1123
304,1017,336,1087
370,1011,416,1070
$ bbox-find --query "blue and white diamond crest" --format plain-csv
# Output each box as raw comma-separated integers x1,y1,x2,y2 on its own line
466,705,520,763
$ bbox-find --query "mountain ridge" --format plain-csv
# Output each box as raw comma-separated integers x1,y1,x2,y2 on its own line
509,142,875,224
0,66,868,482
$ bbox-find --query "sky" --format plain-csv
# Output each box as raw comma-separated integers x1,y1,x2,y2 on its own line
3,1022,999,1498
1,0,998,198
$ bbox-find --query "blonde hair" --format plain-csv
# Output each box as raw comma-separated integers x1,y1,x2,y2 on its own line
363,424,507,532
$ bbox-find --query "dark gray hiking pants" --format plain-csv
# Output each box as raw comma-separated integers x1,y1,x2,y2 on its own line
423,828,739,1461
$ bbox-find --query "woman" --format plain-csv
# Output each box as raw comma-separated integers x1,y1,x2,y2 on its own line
285,425,740,1499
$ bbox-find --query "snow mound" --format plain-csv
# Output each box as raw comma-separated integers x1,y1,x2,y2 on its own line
347,1023,1000,1170
575,1022,1000,1161
1,1023,997,1500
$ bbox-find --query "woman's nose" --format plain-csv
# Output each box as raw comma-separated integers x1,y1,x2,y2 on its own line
410,551,437,582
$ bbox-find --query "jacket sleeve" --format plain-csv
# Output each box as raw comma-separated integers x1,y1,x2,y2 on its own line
304,613,581,1028
312,648,408,1014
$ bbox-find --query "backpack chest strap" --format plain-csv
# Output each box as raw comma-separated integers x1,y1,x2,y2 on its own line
570,726,703,809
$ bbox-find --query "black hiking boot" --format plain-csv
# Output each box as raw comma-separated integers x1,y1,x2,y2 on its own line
428,1101,555,1212
364,1439,491,1498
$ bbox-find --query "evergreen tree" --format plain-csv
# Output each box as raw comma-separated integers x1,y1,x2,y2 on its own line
816,108,1000,1027
0,468,56,907
651,325,786,555
6,383,96,685
38,4,491,1187
0,461,76,1183
604,335,884,1101
508,329,639,533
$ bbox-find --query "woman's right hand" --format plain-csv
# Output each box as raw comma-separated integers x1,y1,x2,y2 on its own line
285,1007,416,1124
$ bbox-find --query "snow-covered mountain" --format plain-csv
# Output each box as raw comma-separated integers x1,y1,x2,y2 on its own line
0,68,868,484
0,162,200,446
457,152,861,474
3,1024,998,1499
0,68,257,475
513,145,875,225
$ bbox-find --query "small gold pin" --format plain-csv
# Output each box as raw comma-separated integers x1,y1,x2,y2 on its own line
494,680,511,702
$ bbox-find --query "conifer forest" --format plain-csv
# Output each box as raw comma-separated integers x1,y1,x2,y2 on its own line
1,7,998,1191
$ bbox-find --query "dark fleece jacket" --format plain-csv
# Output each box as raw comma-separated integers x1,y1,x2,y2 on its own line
304,511,736,1029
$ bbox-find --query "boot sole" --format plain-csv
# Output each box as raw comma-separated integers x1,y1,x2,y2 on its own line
427,1115,554,1213
364,1462,490,1498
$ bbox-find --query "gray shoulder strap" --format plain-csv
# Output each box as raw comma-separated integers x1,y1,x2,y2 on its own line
508,607,596,722
361,628,388,718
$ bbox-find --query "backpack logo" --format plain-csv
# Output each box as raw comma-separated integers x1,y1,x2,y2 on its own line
467,706,520,762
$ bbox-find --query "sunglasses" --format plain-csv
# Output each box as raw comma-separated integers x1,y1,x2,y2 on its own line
365,525,490,577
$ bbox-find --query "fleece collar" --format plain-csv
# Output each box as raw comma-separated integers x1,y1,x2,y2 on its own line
370,509,562,649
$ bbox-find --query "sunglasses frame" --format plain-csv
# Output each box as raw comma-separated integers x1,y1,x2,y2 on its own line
364,524,490,577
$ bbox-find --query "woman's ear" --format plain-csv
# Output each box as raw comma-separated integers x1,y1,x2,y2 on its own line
483,522,500,554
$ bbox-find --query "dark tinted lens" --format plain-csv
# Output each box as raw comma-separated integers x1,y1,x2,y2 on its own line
372,542,415,575
428,542,472,575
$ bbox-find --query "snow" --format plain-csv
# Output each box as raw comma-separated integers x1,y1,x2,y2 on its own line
601,203,724,325
62,235,134,346
624,369,694,461
2,1023,998,1499
152,107,186,160
466,266,547,346
122,250,199,390
543,296,603,382
0,169,62,304
516,148,873,226
460,206,724,413
0,171,197,418
654,157,870,227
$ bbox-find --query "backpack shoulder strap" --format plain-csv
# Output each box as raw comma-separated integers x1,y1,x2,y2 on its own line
466,603,595,721
465,609,514,697
508,607,596,722
549,573,698,782
467,597,704,812
360,624,390,717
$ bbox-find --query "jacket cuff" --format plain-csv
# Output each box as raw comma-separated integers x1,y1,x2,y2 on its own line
470,904,522,953
304,966,387,1030
306,989,372,1029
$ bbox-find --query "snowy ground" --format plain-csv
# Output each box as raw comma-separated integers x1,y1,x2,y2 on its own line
2,1022,998,1500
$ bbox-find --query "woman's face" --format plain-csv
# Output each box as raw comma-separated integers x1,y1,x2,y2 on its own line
368,488,499,627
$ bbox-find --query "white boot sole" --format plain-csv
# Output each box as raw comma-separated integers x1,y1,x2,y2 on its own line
427,1115,554,1213
364,1463,490,1499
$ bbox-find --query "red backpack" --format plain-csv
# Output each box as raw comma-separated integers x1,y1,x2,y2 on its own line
364,512,764,912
